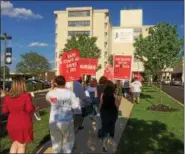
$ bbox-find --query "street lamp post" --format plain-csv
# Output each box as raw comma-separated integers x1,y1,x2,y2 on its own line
0,33,12,91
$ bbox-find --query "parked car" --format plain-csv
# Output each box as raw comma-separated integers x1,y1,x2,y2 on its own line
170,79,182,86
39,79,51,89
162,79,171,85
0,81,12,92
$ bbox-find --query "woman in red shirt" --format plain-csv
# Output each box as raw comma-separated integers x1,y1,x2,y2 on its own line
2,77,36,153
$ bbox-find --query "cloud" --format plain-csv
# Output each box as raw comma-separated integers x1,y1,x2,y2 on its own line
28,42,48,47
1,1,43,19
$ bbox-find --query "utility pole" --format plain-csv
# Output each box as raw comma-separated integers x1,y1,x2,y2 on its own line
0,33,12,91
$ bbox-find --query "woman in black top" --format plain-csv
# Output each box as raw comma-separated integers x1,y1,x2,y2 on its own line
99,80,120,152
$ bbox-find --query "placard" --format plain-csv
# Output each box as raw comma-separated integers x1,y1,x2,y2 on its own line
60,48,80,82
114,55,132,80
79,58,98,76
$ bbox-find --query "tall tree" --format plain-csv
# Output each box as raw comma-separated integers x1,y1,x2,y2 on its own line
62,34,101,59
16,52,50,76
134,22,183,105
0,65,10,79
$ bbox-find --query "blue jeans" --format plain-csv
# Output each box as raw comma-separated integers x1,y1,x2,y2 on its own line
92,104,98,116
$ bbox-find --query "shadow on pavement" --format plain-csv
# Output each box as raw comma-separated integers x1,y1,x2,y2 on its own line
140,93,154,99
36,116,127,153
116,118,184,154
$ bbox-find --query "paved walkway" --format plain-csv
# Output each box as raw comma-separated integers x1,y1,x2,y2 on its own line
36,98,134,154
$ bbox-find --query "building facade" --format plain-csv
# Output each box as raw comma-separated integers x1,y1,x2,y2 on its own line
54,7,111,78
54,7,152,79
111,9,152,76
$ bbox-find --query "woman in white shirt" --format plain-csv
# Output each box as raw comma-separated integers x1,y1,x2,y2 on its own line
46,76,80,153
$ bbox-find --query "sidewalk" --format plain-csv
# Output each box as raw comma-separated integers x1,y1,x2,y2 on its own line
36,98,134,154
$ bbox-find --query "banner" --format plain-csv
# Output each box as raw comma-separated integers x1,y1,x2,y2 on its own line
79,58,98,76
104,64,114,80
60,48,80,82
114,55,132,80
113,29,133,43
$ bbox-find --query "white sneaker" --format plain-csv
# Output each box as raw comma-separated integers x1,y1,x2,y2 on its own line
110,138,117,152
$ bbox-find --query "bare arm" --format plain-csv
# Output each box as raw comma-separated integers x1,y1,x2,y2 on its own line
98,93,103,111
114,94,121,108
2,96,9,114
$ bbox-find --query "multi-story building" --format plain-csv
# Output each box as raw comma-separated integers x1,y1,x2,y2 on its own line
54,7,111,78
110,9,152,77
54,7,152,79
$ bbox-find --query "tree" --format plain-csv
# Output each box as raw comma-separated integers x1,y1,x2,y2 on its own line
62,34,102,80
16,52,50,76
134,22,183,105
0,65,10,79
62,34,101,59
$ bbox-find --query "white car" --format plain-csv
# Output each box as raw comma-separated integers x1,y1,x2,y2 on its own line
162,80,171,85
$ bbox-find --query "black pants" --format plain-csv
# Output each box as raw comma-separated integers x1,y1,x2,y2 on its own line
100,110,118,138
73,114,84,134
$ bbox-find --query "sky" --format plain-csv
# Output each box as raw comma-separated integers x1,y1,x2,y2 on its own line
1,1,184,72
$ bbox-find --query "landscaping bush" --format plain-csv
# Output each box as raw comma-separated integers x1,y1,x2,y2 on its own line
35,83,43,91
26,83,34,92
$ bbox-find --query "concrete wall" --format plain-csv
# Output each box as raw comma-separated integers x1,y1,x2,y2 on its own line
120,9,143,27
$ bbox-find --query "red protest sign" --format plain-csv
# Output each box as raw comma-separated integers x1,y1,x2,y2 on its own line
104,64,114,80
60,48,80,82
114,55,132,80
79,58,98,76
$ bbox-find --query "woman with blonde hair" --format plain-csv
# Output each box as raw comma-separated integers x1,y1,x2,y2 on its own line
2,77,37,153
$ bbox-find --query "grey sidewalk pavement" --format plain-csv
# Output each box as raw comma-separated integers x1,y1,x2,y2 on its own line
36,98,134,154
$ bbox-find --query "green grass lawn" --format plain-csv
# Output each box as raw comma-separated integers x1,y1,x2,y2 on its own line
117,85,184,154
0,109,50,154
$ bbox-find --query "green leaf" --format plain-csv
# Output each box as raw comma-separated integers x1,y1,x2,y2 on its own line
61,34,101,59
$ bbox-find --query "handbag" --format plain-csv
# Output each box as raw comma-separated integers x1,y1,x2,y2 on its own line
82,104,93,117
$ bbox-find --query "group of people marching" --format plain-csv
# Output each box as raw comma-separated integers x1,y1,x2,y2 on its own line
2,75,142,154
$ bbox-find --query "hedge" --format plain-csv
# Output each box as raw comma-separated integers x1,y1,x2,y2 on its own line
26,83,44,92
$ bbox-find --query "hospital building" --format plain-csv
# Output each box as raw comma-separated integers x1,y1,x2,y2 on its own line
54,7,182,82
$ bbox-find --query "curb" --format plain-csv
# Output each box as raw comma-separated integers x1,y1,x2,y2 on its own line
152,84,184,107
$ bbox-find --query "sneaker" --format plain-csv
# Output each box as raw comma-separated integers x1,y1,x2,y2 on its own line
110,138,117,152
102,146,107,152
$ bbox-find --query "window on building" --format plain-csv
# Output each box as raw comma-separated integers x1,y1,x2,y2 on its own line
134,28,142,33
68,10,90,17
68,20,90,27
68,31,90,36
105,23,108,29
104,51,107,57
134,35,139,40
104,42,108,48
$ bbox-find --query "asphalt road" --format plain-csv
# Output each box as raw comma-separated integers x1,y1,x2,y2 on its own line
154,84,184,104
32,91,50,109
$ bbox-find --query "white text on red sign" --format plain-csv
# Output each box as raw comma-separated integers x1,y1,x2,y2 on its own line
80,64,96,70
